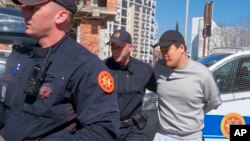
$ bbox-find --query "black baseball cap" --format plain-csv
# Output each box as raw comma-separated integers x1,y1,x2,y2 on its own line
107,30,132,47
153,30,185,48
12,0,77,14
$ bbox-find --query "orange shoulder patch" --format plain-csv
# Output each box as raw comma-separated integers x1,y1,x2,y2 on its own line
98,71,114,94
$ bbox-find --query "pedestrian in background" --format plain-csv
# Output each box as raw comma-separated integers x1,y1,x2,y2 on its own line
104,29,157,141
152,30,222,141
0,0,120,140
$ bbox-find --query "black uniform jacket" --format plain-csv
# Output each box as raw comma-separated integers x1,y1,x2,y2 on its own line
0,35,120,141
104,57,156,120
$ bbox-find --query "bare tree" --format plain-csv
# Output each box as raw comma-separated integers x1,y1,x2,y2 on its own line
210,21,250,49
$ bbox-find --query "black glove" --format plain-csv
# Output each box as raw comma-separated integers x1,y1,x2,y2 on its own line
132,114,147,130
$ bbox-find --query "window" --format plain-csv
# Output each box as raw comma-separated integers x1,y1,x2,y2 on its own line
213,56,250,94
213,58,237,94
234,57,250,91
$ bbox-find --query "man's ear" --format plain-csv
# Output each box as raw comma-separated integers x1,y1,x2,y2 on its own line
179,44,185,51
180,44,187,54
55,10,69,24
129,44,134,51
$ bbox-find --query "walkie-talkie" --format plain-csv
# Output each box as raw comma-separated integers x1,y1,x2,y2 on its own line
23,64,46,97
24,48,52,97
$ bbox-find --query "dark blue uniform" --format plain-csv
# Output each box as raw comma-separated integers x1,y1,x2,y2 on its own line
0,35,120,141
104,57,156,141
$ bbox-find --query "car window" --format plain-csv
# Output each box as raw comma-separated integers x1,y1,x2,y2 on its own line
213,55,250,94
213,58,238,94
234,56,250,92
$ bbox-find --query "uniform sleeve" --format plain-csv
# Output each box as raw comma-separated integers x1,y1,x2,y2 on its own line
52,59,120,141
0,102,4,129
145,67,157,93
203,72,222,113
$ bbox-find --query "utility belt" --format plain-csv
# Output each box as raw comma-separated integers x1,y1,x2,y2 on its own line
120,113,148,129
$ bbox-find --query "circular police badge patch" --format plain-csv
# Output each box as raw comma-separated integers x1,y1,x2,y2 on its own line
38,84,53,99
220,112,246,138
98,71,114,94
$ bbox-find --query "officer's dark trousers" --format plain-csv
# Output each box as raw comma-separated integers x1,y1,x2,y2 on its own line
117,125,146,141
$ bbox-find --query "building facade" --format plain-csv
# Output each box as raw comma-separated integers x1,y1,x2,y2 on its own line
190,17,218,60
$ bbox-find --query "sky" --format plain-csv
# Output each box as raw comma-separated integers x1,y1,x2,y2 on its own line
156,0,250,47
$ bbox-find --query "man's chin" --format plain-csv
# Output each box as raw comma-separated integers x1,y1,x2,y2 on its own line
165,62,174,68
112,57,121,63
25,30,31,35
25,31,35,37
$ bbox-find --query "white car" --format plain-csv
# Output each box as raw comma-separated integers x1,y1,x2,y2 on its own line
198,50,250,141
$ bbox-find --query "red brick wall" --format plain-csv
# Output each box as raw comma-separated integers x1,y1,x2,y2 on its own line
79,19,101,55
78,0,118,55
107,0,117,12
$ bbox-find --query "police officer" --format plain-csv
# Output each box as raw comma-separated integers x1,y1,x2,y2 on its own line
0,0,120,140
104,29,157,141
